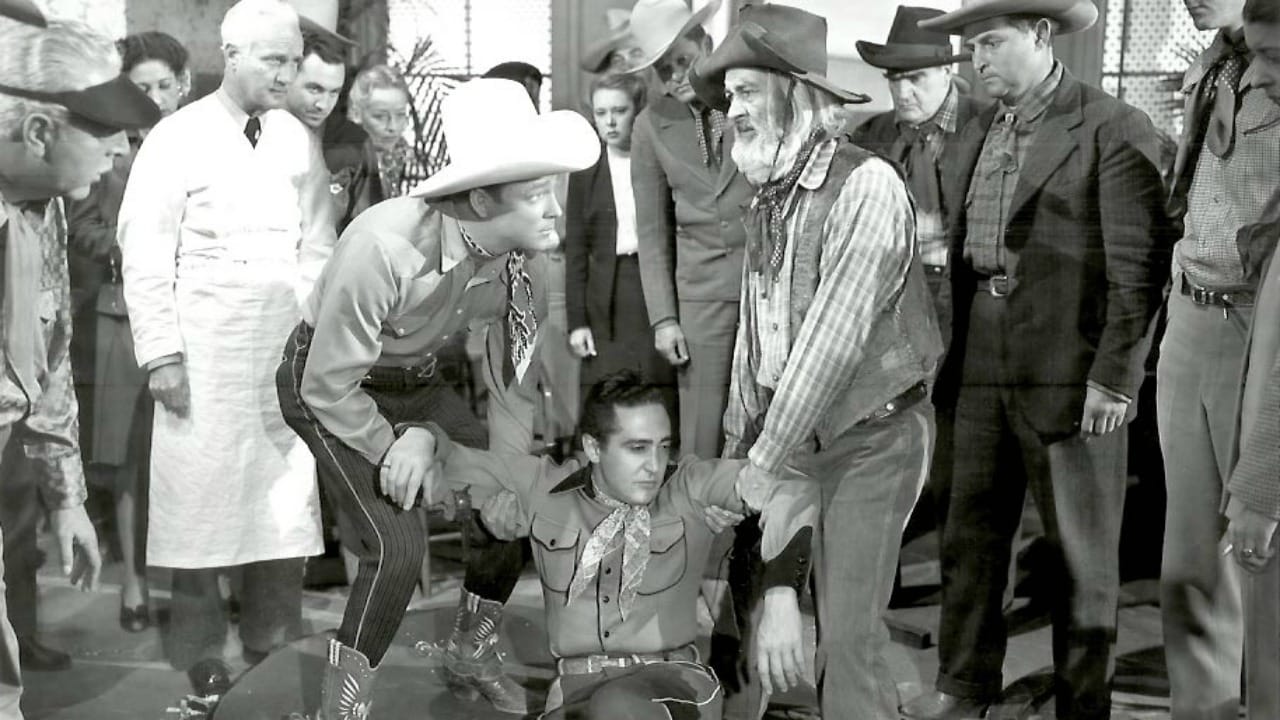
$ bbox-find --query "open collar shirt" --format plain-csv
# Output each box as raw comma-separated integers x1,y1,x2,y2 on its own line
0,195,86,509
898,84,959,268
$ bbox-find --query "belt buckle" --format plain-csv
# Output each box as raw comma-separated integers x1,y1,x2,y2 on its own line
414,355,438,380
987,274,1010,298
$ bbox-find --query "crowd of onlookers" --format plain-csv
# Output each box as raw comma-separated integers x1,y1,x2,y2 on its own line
2,0,1280,718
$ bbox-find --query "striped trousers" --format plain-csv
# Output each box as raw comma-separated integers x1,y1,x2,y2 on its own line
277,323,487,664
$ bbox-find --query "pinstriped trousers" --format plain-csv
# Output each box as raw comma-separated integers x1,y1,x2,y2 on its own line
277,323,487,665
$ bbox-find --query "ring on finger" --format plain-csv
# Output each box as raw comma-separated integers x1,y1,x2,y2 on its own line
1242,548,1256,557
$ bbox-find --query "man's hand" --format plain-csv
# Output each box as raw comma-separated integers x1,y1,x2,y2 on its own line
1079,385,1128,437
755,587,807,696
49,505,102,592
654,321,689,366
568,327,597,359
736,462,776,512
702,505,746,534
380,427,437,511
1227,507,1279,573
148,363,191,417
480,490,523,541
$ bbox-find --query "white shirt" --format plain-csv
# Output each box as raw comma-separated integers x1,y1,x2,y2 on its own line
607,146,639,256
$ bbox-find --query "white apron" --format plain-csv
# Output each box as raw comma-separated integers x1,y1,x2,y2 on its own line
120,96,329,568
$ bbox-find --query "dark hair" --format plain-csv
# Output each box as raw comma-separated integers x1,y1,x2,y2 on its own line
588,72,647,115
117,31,188,76
302,30,346,66
579,371,667,444
483,61,543,89
1244,0,1280,25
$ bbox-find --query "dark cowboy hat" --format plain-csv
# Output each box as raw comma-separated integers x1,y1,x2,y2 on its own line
918,0,1099,35
0,74,161,131
856,6,971,71
690,4,870,113
0,0,46,26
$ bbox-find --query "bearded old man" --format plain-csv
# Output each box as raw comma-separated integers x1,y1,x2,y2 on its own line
117,0,336,676
690,5,944,717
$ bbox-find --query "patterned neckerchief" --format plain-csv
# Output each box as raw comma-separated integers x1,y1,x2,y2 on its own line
375,138,410,198
566,475,651,620
748,127,828,287
456,219,538,372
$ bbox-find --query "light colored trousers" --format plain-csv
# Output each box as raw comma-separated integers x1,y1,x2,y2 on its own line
810,402,934,719
1157,288,1248,720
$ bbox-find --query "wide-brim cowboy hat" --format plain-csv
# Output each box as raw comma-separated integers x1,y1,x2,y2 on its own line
288,0,356,47
625,0,722,74
691,3,870,113
0,73,161,131
0,0,46,26
409,79,600,200
581,9,636,74
918,0,1099,35
856,6,971,71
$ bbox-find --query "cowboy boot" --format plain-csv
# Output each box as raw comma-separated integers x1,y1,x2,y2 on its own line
442,590,530,714
284,639,377,720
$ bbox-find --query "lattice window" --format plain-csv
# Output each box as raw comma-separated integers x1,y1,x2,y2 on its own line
1102,0,1214,138
385,0,553,189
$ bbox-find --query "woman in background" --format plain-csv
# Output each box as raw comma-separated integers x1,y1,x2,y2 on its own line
66,30,190,633
565,72,677,428
330,64,412,231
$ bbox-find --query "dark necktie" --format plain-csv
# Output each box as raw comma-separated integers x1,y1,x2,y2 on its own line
897,121,943,215
1205,51,1247,159
244,116,261,148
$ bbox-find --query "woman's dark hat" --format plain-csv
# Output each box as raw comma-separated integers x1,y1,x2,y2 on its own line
856,6,971,71
690,4,870,113
0,0,45,26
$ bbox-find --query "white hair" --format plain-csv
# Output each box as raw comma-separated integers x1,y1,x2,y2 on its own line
0,19,121,140
221,0,299,48
347,64,411,119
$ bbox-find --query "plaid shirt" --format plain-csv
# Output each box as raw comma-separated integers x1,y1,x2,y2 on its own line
901,85,959,268
1175,61,1280,288
964,62,1065,274
0,197,87,509
725,140,918,473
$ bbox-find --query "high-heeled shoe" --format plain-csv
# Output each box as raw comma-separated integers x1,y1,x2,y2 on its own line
119,603,150,633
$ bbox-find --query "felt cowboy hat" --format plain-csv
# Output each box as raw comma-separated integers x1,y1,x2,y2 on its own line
287,0,355,47
0,0,45,26
624,0,722,74
581,9,637,73
856,6,971,71
917,0,1099,35
0,73,161,131
409,78,600,200
690,3,871,113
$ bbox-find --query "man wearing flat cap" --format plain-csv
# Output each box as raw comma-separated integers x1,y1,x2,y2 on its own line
690,4,944,717
0,12,161,719
900,1,1171,718
853,6,979,592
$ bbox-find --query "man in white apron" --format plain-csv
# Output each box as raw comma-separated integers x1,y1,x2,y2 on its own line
1,7,162,717
117,0,335,676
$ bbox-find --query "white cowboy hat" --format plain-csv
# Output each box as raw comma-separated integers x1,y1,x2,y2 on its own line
918,0,1098,35
625,0,723,74
581,9,637,73
288,0,356,46
409,79,600,200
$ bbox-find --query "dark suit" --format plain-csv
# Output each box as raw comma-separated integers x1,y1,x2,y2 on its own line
564,150,674,396
932,71,1170,719
632,94,755,459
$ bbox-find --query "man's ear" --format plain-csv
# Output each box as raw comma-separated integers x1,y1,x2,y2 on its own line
469,186,495,219
1034,18,1055,47
582,433,602,464
223,43,240,72
21,113,57,159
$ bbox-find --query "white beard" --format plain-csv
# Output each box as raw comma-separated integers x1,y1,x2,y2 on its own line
731,118,805,186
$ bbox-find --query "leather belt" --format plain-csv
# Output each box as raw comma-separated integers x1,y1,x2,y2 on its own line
974,273,1016,298
361,357,438,390
556,643,699,676
860,381,930,425
1179,274,1254,309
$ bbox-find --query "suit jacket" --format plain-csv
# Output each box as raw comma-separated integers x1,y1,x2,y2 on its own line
565,149,623,340
631,94,755,326
937,70,1173,440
